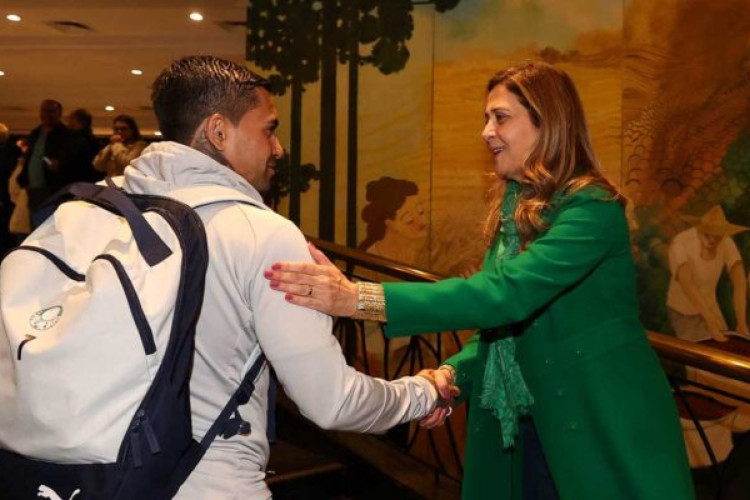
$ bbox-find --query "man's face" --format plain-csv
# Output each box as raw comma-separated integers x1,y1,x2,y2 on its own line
698,230,722,251
68,115,82,131
40,100,62,128
223,89,283,193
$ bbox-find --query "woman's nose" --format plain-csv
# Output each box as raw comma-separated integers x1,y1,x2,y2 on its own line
481,121,494,142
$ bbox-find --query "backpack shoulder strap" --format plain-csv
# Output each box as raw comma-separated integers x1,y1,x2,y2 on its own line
35,181,173,267
168,347,267,492
199,345,268,449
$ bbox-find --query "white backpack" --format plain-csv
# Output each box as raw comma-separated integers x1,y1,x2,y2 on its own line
0,181,268,499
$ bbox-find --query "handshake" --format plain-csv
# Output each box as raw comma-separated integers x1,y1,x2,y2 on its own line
416,365,461,429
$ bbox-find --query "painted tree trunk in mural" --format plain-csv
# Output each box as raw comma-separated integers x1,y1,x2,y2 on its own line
246,1,321,224
319,0,338,241
340,0,461,246
289,80,303,223
346,41,360,246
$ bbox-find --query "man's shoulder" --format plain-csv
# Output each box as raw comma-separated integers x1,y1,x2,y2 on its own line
207,201,304,244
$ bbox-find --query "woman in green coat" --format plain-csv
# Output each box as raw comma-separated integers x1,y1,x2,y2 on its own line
264,62,694,499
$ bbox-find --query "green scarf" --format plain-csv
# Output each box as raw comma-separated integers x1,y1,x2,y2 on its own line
478,180,535,449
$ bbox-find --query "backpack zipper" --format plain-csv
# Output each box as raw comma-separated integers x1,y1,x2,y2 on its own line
94,254,157,355
11,246,85,281
129,409,161,468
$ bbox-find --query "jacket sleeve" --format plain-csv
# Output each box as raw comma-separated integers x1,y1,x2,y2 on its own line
383,194,623,337
247,215,438,433
92,144,112,173
443,332,481,404
111,141,147,171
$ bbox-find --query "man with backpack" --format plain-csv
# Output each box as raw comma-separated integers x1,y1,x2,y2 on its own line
147,56,448,498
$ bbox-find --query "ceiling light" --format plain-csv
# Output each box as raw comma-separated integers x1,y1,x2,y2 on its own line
130,69,143,76
6,14,21,22
154,131,163,137
104,105,115,112
189,12,204,22
0,71,5,76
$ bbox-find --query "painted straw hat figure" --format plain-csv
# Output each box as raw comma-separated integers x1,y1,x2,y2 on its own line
667,205,750,342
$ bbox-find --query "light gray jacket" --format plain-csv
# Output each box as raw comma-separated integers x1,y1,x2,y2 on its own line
123,142,437,499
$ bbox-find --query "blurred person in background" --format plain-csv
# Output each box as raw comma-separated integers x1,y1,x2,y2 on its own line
61,108,103,184
93,114,147,177
16,99,70,222
0,124,22,253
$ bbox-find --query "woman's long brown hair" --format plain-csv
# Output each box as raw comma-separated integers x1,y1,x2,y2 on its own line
483,62,624,249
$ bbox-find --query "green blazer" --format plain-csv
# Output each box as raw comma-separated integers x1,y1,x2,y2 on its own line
383,188,694,499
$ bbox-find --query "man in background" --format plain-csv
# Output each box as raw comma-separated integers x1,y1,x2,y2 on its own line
62,108,102,184
16,99,70,223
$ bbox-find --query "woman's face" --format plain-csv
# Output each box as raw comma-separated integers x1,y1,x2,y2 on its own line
385,195,427,240
481,84,540,182
113,121,134,142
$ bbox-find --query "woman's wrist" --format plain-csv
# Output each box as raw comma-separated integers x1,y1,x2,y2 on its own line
352,282,387,322
438,364,456,384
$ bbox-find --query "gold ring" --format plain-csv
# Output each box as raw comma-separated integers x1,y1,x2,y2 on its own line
307,285,314,296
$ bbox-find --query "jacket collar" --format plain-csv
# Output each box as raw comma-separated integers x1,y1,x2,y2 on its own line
122,141,266,207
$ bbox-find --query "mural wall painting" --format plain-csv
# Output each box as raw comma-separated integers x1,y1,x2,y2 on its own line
248,0,460,244
623,0,750,485
247,0,750,489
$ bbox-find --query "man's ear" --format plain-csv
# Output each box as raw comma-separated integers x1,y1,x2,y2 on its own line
203,113,229,151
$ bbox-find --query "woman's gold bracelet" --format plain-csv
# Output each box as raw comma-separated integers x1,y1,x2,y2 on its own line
352,282,387,322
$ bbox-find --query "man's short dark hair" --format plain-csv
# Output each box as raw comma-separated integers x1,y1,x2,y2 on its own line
42,99,63,112
151,55,271,144
71,108,92,130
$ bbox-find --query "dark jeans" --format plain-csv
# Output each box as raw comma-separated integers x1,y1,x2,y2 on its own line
0,207,11,255
521,418,559,500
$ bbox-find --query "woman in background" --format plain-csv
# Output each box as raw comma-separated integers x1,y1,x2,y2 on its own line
93,115,147,177
264,62,693,499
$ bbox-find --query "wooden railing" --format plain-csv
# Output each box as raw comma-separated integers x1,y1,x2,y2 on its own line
308,237,750,497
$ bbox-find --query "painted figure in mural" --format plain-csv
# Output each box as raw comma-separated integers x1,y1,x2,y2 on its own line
667,205,749,343
360,176,428,267
357,177,430,378
264,62,694,499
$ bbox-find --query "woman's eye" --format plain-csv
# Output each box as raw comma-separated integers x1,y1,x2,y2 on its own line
494,113,507,122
